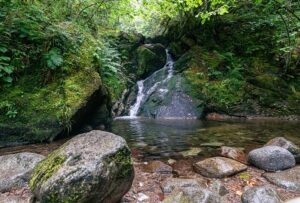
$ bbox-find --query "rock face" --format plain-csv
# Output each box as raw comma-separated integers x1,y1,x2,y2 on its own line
0,153,45,192
194,157,247,178
220,146,246,163
30,130,134,203
265,137,300,155
248,146,295,171
161,178,222,203
263,166,300,191
136,43,166,79
241,186,282,203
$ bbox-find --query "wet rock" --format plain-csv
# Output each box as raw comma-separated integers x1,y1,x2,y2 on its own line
265,137,300,155
144,161,173,174
248,146,295,171
201,142,224,147
0,153,45,192
180,147,202,157
241,186,282,203
220,146,246,163
263,166,300,191
194,157,247,178
30,130,134,203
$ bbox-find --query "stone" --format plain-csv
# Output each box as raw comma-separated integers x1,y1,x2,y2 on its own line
201,142,224,147
144,160,173,174
180,148,202,157
241,186,282,203
0,193,34,203
161,179,221,203
220,146,246,163
295,154,300,163
285,198,300,203
30,130,134,203
194,157,247,178
0,153,45,192
263,166,300,191
161,178,227,197
265,137,300,155
248,146,295,171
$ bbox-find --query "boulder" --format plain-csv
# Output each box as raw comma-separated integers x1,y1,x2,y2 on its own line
220,146,246,163
136,43,166,79
263,166,300,191
0,153,45,192
144,160,173,174
265,137,300,155
241,186,282,203
248,146,295,171
194,157,247,178
30,130,134,203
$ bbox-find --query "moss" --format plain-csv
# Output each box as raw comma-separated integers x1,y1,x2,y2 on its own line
30,149,66,191
110,147,133,179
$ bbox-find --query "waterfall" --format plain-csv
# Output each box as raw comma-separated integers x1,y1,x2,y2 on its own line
129,49,174,117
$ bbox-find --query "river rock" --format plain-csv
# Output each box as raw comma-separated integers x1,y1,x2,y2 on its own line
265,137,300,155
220,146,246,163
194,157,247,178
241,186,282,203
0,152,45,192
180,147,202,157
263,166,300,191
144,160,173,174
0,193,34,203
248,146,295,171
161,178,221,203
30,130,134,203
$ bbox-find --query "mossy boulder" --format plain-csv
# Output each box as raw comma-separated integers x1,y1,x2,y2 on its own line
136,43,167,79
0,68,111,146
30,130,134,203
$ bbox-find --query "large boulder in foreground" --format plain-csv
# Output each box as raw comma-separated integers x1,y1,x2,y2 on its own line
248,146,295,171
263,166,300,191
194,157,247,178
30,130,134,203
0,152,45,192
241,186,282,203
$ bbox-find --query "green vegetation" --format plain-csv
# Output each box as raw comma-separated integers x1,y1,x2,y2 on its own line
0,0,299,144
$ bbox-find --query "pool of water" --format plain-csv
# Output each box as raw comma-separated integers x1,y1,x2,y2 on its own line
0,118,299,160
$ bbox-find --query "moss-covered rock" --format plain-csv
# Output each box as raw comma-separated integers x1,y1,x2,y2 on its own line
30,130,134,203
0,68,111,146
136,43,167,79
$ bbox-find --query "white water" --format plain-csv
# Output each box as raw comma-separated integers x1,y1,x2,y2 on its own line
128,49,174,117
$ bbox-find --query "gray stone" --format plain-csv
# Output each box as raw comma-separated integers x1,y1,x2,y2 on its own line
248,146,295,171
30,130,134,203
194,157,247,178
263,166,300,191
265,137,300,155
0,193,34,203
161,179,221,203
241,186,282,203
0,153,45,192
144,160,173,174
285,198,300,203
220,146,246,163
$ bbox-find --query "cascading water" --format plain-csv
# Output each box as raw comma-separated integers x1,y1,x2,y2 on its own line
129,49,174,117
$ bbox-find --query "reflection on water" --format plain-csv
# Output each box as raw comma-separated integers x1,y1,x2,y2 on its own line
112,118,300,159
0,118,299,160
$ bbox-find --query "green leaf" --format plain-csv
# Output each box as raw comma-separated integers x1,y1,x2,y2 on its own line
3,76,13,83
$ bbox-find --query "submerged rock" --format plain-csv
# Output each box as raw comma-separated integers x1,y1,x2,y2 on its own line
30,130,134,203
263,166,300,191
265,137,300,155
241,186,282,203
220,146,246,163
248,146,295,171
201,142,224,147
0,152,45,192
180,147,202,157
194,157,247,178
144,160,173,174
